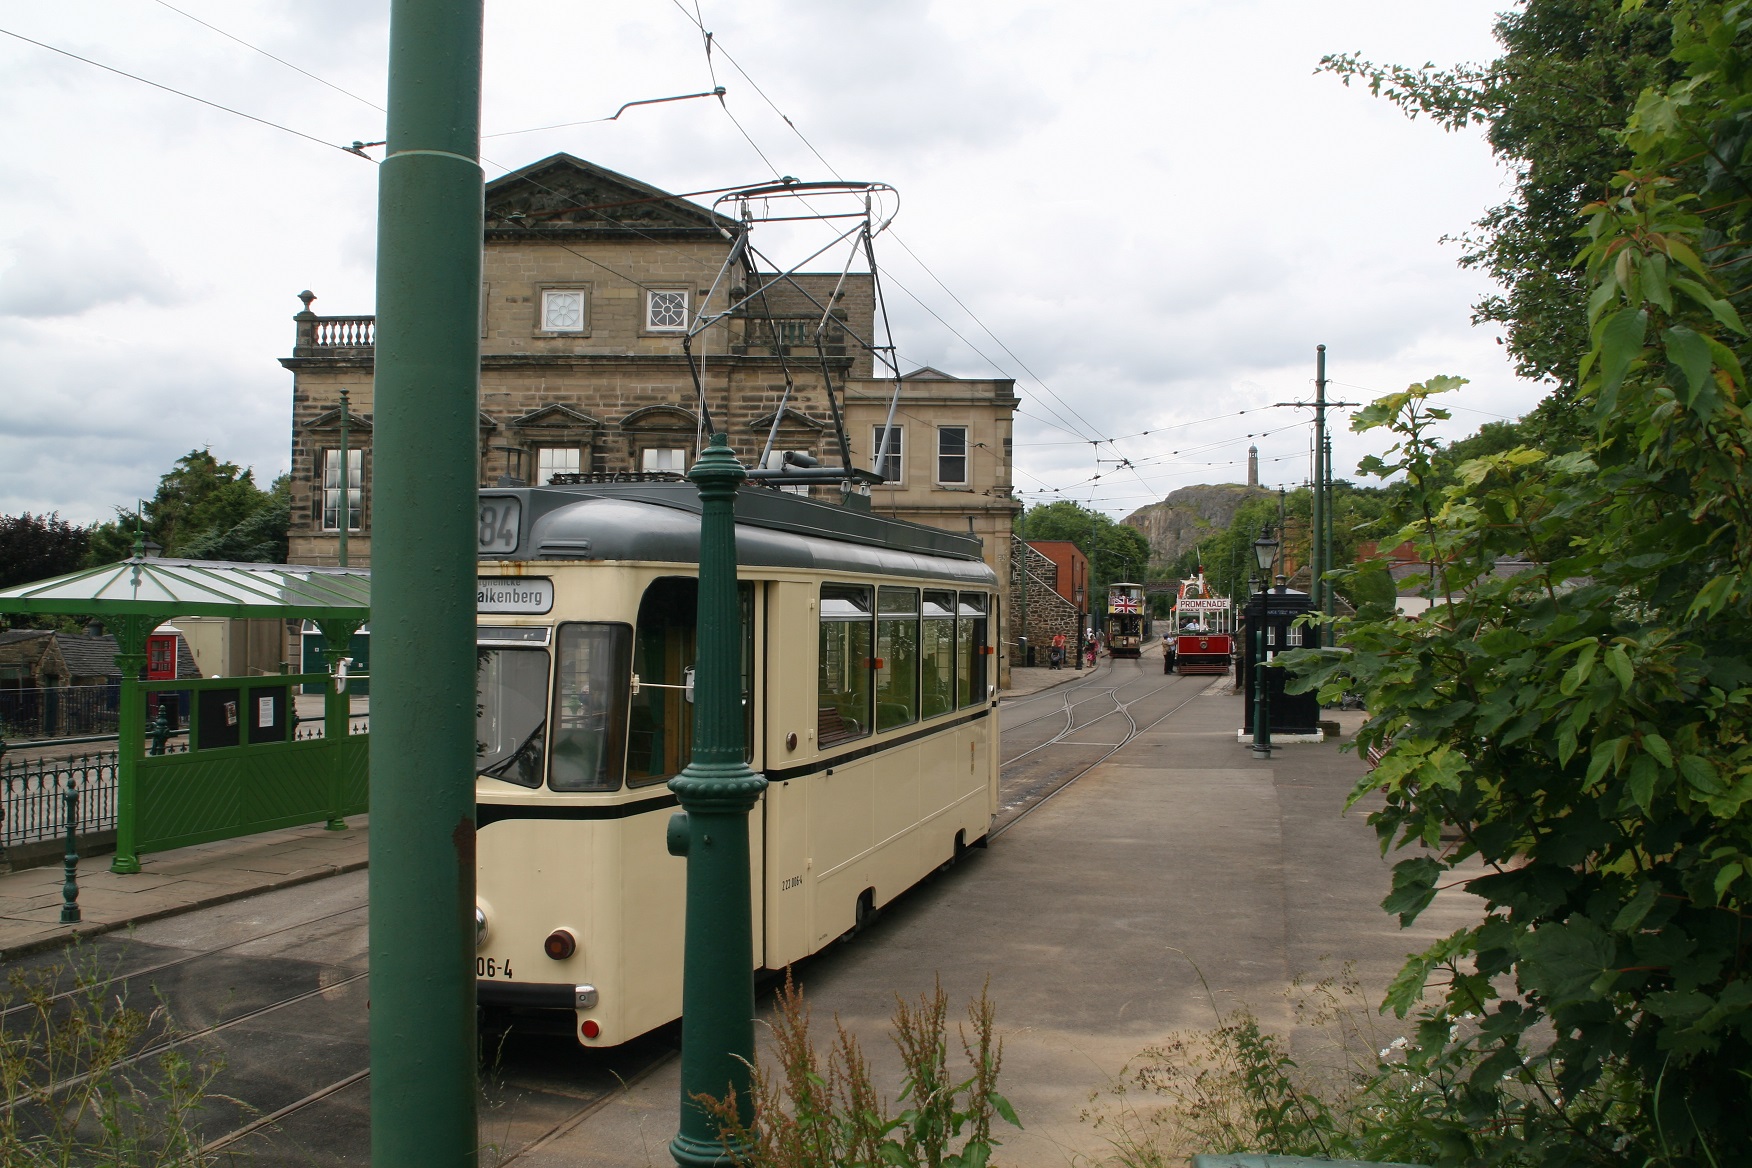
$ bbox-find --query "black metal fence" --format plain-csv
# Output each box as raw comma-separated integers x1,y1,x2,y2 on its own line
0,685,122,740
0,751,117,852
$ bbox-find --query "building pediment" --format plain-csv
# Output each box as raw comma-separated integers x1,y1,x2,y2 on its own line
512,404,603,430
304,407,373,432
485,154,736,240
747,407,828,431
620,404,699,430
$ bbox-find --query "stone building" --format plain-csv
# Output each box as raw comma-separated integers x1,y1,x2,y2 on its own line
279,153,1020,673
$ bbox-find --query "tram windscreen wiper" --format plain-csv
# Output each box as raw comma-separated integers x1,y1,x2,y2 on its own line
481,719,545,786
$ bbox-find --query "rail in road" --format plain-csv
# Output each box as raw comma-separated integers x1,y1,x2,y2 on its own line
9,645,1215,1164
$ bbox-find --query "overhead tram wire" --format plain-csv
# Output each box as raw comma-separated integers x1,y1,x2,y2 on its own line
149,0,386,113
0,26,367,159
665,0,1111,448
667,0,1112,451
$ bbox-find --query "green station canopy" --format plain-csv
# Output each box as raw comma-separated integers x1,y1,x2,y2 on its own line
0,557,370,621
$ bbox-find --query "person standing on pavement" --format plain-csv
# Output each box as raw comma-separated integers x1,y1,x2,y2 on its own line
1050,631,1066,669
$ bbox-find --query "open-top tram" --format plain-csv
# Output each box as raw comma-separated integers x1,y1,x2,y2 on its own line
471,480,1000,1047
1168,576,1233,675
1106,582,1145,658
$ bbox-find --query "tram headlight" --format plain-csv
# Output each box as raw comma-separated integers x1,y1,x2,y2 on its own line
475,906,489,951
544,928,578,960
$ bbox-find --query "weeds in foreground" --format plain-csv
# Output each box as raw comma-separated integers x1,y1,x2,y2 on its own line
698,972,1020,1168
0,954,229,1166
1081,963,1694,1168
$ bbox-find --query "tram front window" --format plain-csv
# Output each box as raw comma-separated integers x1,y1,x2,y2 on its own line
476,646,550,788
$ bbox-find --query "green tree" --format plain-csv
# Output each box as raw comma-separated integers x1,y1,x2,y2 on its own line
1322,0,1679,443
1017,500,1148,603
0,513,89,589
1290,4,1752,1154
83,452,288,566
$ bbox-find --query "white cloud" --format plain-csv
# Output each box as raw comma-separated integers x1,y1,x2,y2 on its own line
0,0,1540,529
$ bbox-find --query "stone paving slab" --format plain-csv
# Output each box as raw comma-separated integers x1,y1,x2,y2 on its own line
0,815,370,962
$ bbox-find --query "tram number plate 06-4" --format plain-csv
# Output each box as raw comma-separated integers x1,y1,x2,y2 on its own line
477,957,514,979
478,497,521,555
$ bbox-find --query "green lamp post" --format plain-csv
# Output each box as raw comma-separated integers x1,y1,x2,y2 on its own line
1251,526,1278,760
668,433,769,1167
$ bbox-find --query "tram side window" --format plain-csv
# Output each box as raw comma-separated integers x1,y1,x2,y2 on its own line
549,623,632,791
476,646,551,788
876,587,919,732
957,592,989,709
818,585,873,747
920,591,956,720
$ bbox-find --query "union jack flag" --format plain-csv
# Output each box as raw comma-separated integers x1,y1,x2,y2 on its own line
1110,595,1140,613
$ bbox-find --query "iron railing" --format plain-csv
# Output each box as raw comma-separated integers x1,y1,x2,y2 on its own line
0,685,121,740
0,752,117,851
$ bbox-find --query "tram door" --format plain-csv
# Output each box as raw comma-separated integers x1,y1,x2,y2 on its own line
627,577,755,785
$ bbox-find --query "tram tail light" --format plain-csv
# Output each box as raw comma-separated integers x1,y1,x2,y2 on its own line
580,1019,601,1040
544,928,578,960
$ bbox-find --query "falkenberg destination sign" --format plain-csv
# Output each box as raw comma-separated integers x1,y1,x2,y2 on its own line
476,578,554,615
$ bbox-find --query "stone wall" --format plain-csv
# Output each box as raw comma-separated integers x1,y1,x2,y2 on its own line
1009,537,1081,663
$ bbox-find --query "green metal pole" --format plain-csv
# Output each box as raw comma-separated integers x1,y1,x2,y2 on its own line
668,434,768,1168
1251,609,1272,759
338,388,351,568
1322,433,1335,644
368,2,484,1164
60,780,81,924
110,612,150,874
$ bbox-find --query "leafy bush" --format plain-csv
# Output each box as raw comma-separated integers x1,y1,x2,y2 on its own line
697,972,1019,1168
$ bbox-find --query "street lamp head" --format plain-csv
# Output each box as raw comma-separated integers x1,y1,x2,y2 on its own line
1252,526,1279,574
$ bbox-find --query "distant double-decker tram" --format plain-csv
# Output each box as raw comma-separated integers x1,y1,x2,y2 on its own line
1106,582,1145,658
1168,577,1233,675
471,480,1000,1047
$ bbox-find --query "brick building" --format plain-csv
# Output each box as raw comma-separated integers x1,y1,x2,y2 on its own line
279,154,1020,672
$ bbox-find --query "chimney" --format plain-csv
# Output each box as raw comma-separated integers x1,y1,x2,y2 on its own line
1247,445,1259,488
85,620,104,637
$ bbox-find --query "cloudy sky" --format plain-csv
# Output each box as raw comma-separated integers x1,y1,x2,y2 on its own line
0,0,1535,526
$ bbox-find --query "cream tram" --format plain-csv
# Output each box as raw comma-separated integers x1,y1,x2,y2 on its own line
1106,583,1145,658
471,480,1000,1046
1168,577,1233,675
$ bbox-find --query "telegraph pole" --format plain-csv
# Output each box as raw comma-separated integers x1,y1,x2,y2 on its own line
1310,345,1326,625
1322,432,1335,639
1274,346,1355,648
368,1,484,1164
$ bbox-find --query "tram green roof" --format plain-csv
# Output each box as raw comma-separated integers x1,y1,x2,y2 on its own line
0,558,370,621
489,482,997,586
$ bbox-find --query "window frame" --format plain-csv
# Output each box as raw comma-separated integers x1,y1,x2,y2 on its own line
818,584,875,747
536,445,582,485
536,285,591,336
644,288,690,333
641,447,690,475
936,425,969,485
872,424,904,485
321,447,363,532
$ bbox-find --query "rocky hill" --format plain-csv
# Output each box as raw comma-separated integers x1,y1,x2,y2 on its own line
1122,483,1273,570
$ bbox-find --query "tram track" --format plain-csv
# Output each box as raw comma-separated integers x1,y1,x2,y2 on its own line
994,650,1231,839
22,649,1224,1164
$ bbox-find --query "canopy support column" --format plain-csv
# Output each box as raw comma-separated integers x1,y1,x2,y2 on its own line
110,612,157,875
